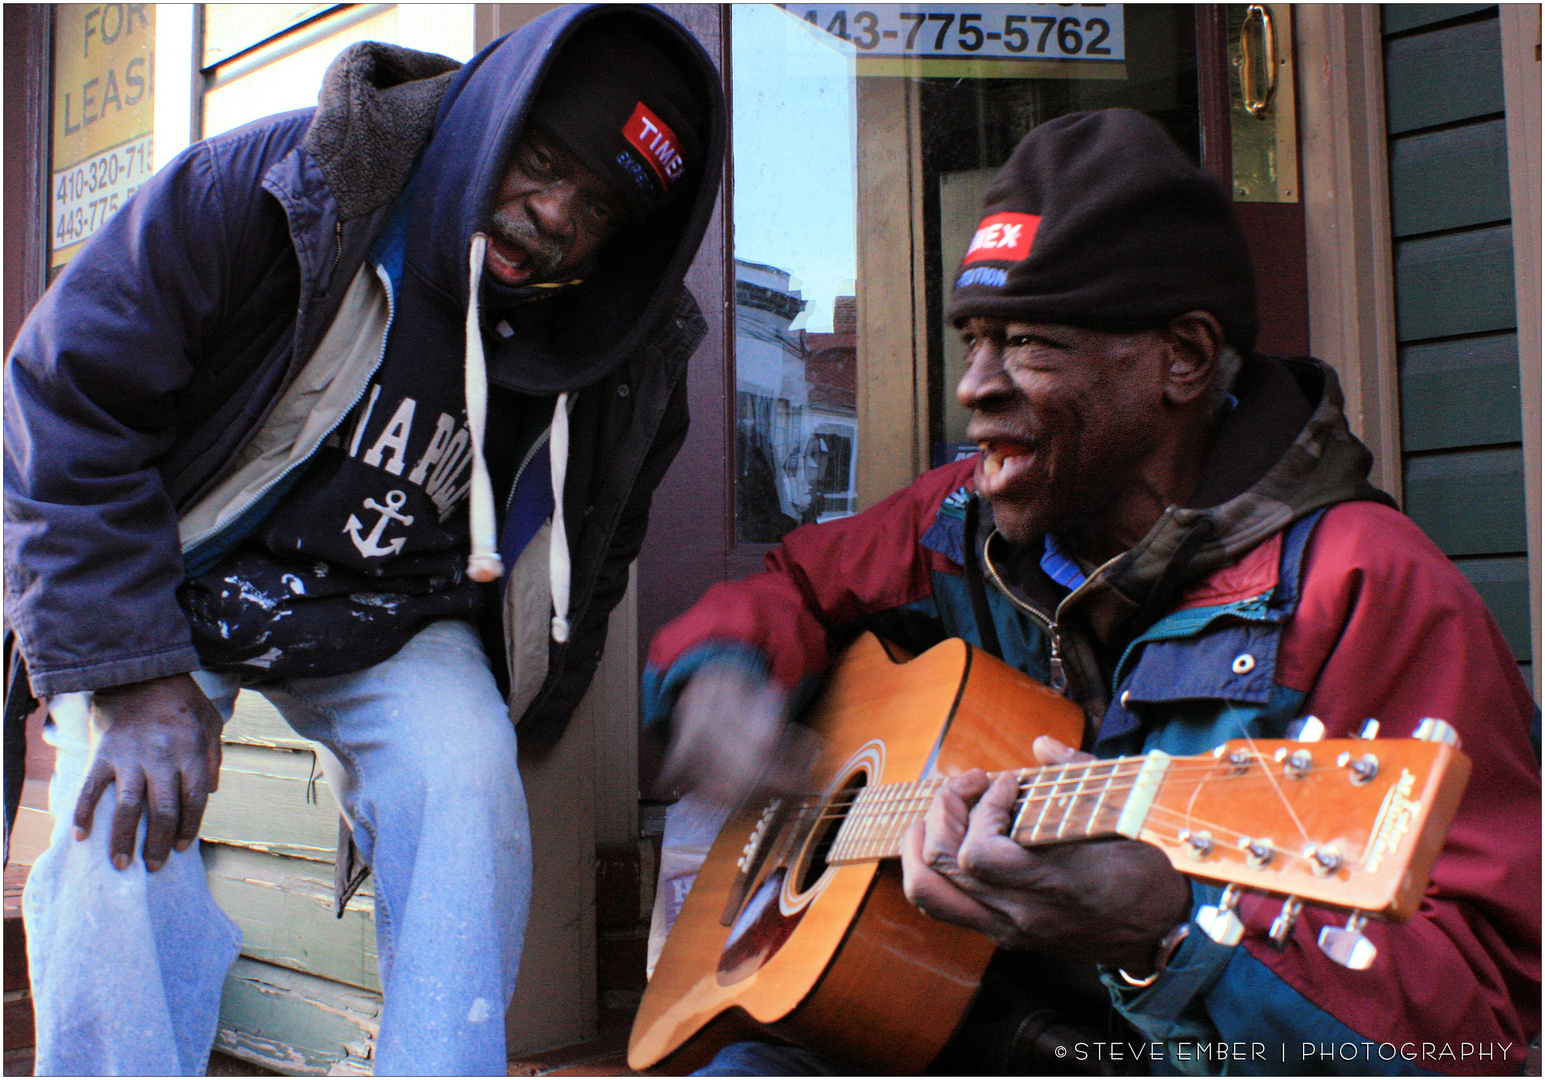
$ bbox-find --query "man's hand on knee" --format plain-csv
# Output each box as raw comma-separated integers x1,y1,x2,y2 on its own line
74,673,223,872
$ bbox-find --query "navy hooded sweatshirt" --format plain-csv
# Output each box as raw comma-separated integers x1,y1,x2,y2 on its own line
5,6,726,710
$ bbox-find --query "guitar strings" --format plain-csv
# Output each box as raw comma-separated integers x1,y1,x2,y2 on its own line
804,796,1343,874
752,756,1363,872
779,754,1351,818
759,802,1344,880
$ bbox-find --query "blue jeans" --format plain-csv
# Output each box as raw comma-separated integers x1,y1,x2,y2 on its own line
694,1042,844,1075
22,619,532,1076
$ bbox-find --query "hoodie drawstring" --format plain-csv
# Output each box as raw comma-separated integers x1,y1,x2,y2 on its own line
548,393,571,643
465,232,571,644
465,233,505,584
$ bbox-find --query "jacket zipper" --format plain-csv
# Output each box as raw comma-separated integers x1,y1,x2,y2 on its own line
504,393,579,515
505,428,552,515
979,530,1123,696
181,260,397,555
331,222,344,277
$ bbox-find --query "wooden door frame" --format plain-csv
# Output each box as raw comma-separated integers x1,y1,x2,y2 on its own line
4,4,51,354
1499,3,1541,697
635,10,738,652
1293,4,1403,499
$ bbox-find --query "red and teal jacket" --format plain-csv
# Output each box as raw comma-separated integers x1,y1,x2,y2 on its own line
644,355,1540,1075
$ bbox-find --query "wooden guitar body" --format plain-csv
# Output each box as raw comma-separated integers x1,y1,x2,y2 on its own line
628,633,1085,1073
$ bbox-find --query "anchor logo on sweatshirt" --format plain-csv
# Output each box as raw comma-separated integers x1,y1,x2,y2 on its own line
344,387,475,524
344,489,415,558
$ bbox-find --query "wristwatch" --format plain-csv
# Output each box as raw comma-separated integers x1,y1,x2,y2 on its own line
1117,922,1191,987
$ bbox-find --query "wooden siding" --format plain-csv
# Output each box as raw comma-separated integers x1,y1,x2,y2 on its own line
1389,119,1511,236
1384,15,1506,133
1456,556,1536,662
1399,332,1521,451
214,957,379,1075
1403,447,1528,555
205,693,382,1073
1381,4,1494,37
1383,5,1533,681
1394,226,1517,341
204,844,380,992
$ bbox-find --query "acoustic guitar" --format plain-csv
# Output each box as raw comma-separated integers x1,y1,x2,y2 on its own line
629,633,1471,1074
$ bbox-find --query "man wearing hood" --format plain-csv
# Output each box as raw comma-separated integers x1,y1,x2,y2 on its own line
646,110,1538,1074
5,5,724,1075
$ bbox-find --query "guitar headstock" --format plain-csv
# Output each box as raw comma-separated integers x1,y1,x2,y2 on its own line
1143,728,1470,948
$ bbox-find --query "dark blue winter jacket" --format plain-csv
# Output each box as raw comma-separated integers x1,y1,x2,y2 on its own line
4,5,726,748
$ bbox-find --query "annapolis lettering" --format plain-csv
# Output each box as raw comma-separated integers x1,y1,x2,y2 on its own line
346,384,474,520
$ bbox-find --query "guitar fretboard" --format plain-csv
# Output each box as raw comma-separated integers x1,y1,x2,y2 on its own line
827,753,1171,864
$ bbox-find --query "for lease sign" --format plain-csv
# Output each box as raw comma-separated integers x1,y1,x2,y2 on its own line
50,4,155,272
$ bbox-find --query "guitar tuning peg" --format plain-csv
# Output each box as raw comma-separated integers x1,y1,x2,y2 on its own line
1197,883,1244,946
1414,716,1460,748
1318,911,1377,970
1287,715,1325,742
1268,896,1302,947
1357,718,1380,740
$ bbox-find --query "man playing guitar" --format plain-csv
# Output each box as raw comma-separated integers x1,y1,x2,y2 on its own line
642,110,1539,1075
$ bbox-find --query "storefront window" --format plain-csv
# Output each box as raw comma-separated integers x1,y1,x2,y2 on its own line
731,4,861,541
730,4,1198,541
202,4,334,67
202,5,475,138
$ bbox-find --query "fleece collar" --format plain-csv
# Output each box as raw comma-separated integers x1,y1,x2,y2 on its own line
301,43,461,223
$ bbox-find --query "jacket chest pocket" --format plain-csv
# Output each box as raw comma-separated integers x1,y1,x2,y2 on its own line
1096,619,1291,754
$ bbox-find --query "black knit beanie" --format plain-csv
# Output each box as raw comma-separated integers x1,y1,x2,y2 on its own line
945,109,1258,352
529,23,707,221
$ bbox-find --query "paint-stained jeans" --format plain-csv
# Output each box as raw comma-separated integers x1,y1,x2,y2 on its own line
22,619,531,1076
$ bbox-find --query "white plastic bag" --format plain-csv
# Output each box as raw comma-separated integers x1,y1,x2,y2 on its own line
645,792,731,978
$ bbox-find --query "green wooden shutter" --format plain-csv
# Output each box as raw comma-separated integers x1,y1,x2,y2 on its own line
1384,4,1534,686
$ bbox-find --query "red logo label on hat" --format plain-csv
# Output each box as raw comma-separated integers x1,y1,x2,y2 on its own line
963,212,1040,264
623,101,686,188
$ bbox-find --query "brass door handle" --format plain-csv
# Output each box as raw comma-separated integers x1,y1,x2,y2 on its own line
1240,4,1277,118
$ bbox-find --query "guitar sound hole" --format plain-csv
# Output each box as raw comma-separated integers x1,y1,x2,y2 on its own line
794,771,868,895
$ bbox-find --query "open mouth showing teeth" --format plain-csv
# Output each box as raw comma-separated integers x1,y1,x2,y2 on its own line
979,439,1033,477
485,235,532,283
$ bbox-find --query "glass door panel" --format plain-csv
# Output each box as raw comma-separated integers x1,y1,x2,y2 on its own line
730,5,1203,541
731,4,861,541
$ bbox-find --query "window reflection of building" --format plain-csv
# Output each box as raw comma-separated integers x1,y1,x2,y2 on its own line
735,260,858,542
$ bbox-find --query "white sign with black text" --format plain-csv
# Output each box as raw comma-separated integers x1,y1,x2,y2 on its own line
790,4,1125,61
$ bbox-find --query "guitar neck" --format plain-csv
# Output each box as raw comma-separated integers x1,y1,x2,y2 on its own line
827,754,1169,864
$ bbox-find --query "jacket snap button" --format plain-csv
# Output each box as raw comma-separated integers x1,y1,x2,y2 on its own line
617,384,630,398
1232,653,1256,675
1120,689,1131,707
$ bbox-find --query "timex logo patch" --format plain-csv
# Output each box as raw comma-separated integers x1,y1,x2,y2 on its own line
963,212,1040,264
623,101,686,188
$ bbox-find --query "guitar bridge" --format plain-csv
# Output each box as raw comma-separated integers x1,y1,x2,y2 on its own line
720,797,786,927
